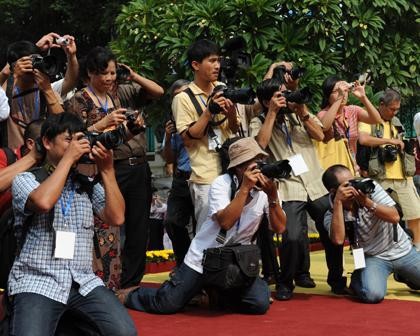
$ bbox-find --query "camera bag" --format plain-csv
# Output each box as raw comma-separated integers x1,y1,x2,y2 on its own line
202,243,260,290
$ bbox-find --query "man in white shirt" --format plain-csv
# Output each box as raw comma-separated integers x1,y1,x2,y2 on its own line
118,137,287,314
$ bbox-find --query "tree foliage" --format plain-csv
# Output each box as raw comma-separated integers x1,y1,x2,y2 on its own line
0,0,128,66
111,0,419,112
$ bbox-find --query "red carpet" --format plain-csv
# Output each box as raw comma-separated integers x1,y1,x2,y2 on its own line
128,292,420,336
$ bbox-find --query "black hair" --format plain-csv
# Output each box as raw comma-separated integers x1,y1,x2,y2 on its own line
24,119,44,141
187,39,220,69
321,75,341,109
168,79,190,99
322,164,350,191
256,78,283,112
41,112,85,141
7,41,40,65
80,46,117,80
379,88,401,106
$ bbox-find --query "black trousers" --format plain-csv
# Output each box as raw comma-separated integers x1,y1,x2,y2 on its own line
164,176,195,266
278,195,344,289
116,161,152,288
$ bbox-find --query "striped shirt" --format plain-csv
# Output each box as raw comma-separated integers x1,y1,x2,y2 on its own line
9,172,105,304
324,180,412,260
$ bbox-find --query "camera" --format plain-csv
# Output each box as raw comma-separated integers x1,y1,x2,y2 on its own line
55,36,69,46
208,84,256,115
276,87,313,114
79,126,127,163
272,65,305,83
219,36,252,87
30,54,59,77
116,64,131,82
348,178,376,194
257,159,292,179
347,72,370,89
125,108,146,135
379,145,399,163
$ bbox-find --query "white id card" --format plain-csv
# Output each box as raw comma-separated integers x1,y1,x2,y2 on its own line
54,231,76,259
352,248,366,270
287,154,309,176
208,128,222,151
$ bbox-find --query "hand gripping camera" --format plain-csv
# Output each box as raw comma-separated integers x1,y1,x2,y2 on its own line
29,54,59,77
257,159,292,179
348,178,375,194
208,84,256,115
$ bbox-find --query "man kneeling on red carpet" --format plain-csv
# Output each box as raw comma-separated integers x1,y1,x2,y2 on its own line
322,164,420,303
118,137,287,314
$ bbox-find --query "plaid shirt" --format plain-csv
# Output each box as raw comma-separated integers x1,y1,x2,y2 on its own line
8,172,105,304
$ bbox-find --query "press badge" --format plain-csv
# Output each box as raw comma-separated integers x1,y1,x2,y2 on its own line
54,231,76,259
352,247,366,270
287,154,309,176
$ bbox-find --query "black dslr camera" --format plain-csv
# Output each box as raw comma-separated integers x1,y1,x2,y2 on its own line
208,84,256,115
116,64,131,82
30,54,59,77
271,65,312,114
257,159,292,179
209,36,255,115
272,65,305,83
379,145,399,163
79,126,127,164
348,178,375,194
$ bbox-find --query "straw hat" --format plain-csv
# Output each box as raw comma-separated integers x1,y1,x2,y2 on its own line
227,137,268,169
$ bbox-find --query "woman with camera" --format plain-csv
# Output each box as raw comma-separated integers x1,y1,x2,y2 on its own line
65,46,131,291
317,75,382,174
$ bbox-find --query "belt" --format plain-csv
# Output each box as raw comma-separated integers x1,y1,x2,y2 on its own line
174,169,191,180
114,156,147,166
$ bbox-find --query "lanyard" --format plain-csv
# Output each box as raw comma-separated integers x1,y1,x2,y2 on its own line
88,86,108,114
278,119,293,150
14,86,40,120
59,183,76,221
198,94,207,107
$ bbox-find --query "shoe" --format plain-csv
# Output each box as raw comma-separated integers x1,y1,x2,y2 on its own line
394,273,420,290
275,284,293,301
115,285,140,305
332,287,352,295
295,276,316,288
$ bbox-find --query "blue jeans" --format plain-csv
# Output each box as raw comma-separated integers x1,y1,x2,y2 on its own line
10,286,137,336
351,247,420,303
126,262,270,314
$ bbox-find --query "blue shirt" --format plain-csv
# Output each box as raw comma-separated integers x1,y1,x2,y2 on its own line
9,171,105,304
163,133,191,172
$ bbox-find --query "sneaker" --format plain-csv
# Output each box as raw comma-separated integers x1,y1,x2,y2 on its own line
294,276,316,288
275,284,293,301
331,286,353,296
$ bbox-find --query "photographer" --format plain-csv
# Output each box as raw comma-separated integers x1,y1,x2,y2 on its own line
65,46,160,289
161,79,195,266
172,39,240,233
358,89,420,251
8,112,136,335
322,164,420,303
250,77,332,300
117,137,286,314
3,39,66,149
317,75,382,173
